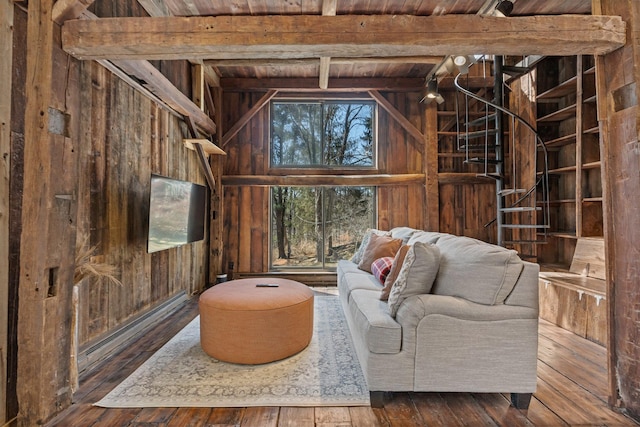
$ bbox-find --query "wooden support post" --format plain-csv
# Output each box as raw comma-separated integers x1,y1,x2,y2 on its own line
18,0,76,424
424,100,439,231
209,87,224,284
0,0,13,423
593,0,640,417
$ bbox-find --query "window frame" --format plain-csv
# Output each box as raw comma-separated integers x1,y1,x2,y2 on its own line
268,185,377,272
269,97,378,170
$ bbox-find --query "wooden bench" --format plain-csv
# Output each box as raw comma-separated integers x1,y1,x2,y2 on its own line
538,238,607,344
539,238,606,303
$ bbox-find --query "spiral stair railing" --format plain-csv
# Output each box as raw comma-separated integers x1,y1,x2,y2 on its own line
453,71,550,253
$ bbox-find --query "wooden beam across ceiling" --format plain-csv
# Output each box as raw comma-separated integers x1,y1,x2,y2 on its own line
61,14,626,60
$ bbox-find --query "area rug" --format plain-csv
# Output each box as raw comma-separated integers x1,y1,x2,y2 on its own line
94,295,370,408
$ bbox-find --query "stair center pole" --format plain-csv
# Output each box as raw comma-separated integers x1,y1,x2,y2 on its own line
494,56,505,246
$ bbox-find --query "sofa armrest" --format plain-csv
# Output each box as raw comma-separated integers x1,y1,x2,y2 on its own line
395,294,538,329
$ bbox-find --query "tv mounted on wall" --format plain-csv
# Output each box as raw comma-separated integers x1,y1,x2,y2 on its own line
147,174,207,253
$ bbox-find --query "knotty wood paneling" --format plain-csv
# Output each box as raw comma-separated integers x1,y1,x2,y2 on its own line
221,90,426,275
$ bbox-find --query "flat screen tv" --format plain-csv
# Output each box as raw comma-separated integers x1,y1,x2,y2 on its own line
147,174,207,253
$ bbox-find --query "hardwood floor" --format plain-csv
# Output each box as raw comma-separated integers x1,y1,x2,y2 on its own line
46,289,639,427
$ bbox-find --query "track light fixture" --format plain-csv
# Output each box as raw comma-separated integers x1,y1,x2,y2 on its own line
494,0,514,17
426,77,438,99
421,76,445,105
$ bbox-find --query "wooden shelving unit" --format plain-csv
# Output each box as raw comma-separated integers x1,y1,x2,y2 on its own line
534,55,607,344
536,55,604,266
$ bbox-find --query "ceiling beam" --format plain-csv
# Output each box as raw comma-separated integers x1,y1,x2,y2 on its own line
61,15,626,61
219,77,424,91
204,56,442,67
319,0,337,89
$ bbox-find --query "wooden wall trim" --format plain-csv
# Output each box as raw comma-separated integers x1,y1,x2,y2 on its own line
222,173,425,187
0,0,13,422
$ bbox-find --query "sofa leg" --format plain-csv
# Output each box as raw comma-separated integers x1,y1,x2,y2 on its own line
511,393,532,410
370,391,385,408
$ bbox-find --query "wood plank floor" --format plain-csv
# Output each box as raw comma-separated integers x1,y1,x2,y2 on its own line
46,289,639,427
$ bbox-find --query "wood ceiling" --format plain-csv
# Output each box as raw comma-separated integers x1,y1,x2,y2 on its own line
54,0,622,135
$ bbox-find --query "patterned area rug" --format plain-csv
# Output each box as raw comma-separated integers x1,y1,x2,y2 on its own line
95,295,370,408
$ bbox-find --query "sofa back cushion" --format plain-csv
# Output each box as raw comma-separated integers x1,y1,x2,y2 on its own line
432,235,524,305
407,231,448,246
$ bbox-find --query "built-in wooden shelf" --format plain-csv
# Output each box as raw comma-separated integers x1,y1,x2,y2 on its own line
584,126,599,135
582,161,601,169
538,104,577,122
183,138,227,155
549,165,577,174
583,197,603,202
583,95,597,104
537,75,579,100
543,133,577,147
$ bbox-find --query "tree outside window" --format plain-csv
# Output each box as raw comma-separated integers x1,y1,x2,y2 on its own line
270,100,376,269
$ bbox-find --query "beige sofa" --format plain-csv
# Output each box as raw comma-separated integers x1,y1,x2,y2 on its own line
337,227,539,409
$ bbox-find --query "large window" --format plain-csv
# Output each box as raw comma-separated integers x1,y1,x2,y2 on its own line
270,101,376,167
271,186,375,270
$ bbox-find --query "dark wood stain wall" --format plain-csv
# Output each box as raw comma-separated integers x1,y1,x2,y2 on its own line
221,90,427,275
8,4,207,420
74,61,208,346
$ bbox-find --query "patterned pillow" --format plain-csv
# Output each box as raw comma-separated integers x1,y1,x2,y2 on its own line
380,244,411,301
351,229,390,264
388,242,441,317
371,257,394,284
357,233,403,273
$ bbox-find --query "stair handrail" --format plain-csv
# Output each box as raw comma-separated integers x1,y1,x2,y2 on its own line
453,73,551,234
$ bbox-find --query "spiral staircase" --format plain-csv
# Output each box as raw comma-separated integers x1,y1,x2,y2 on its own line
452,56,550,257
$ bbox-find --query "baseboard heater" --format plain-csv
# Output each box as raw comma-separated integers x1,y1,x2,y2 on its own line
77,291,189,376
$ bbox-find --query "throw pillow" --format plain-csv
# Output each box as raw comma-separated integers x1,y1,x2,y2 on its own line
380,244,411,301
357,233,403,274
371,257,394,284
387,242,441,317
351,229,390,265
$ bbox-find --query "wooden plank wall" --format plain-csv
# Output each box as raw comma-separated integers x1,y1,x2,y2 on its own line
8,2,208,422
221,90,426,276
595,0,640,416
0,0,13,423
75,60,208,346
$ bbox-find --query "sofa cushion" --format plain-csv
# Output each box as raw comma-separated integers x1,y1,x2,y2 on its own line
432,234,524,305
407,231,448,245
351,228,390,265
390,227,418,244
358,233,402,273
371,257,394,284
380,244,411,301
349,289,402,354
388,242,441,317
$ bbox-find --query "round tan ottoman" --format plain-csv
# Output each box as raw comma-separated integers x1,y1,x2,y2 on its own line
199,278,314,364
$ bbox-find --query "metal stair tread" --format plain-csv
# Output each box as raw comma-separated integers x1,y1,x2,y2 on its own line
500,224,551,229
465,158,501,164
458,129,499,139
500,207,542,212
